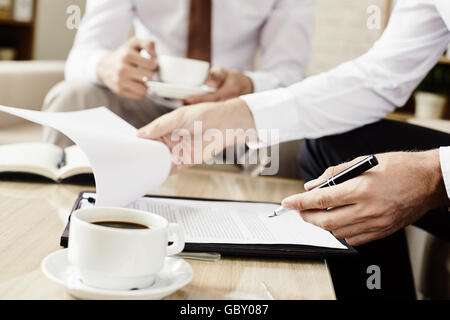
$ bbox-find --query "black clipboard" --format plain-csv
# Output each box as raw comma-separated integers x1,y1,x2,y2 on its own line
61,192,358,259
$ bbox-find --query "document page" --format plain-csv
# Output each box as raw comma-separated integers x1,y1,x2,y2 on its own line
0,105,171,206
127,197,347,249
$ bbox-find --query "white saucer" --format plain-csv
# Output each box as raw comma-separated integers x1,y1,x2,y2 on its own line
41,249,193,300
146,81,215,99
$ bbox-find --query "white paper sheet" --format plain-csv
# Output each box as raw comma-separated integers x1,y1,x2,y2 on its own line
126,197,347,249
0,105,171,206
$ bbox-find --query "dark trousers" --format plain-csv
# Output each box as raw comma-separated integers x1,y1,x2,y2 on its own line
298,119,450,299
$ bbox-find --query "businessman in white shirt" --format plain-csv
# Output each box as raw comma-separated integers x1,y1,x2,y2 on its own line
138,0,450,299
43,0,313,147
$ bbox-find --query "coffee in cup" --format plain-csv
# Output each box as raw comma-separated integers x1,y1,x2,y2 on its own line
92,221,149,230
68,207,185,290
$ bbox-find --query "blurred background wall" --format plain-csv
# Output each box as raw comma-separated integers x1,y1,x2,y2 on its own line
34,0,85,60
31,0,390,66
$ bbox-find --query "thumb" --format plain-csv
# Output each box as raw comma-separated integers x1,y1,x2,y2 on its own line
137,110,180,140
303,156,366,191
129,38,156,56
281,193,302,210
205,67,227,88
142,41,156,58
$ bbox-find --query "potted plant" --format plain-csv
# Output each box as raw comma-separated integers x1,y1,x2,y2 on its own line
414,64,449,119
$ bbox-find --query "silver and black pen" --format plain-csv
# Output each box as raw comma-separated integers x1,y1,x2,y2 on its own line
269,155,379,218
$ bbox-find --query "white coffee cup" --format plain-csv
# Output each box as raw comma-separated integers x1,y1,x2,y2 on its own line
158,55,210,86
68,207,185,290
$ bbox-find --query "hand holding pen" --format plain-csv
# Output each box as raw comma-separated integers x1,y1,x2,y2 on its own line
270,155,378,217
275,151,447,247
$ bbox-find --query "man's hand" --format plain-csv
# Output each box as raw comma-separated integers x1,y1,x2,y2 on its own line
97,37,158,100
184,67,254,104
137,98,256,174
282,150,450,246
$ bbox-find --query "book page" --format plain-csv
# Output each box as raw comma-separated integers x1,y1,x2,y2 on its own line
0,105,171,206
125,197,347,249
59,145,92,179
0,142,61,180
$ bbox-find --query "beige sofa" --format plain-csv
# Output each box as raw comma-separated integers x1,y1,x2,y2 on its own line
0,61,64,144
0,61,64,125
0,60,449,299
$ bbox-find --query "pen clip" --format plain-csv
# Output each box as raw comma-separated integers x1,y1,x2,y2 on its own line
327,177,336,187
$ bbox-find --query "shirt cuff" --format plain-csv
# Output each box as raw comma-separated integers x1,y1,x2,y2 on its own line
82,49,110,84
92,49,110,84
240,87,301,148
439,146,450,199
244,70,282,93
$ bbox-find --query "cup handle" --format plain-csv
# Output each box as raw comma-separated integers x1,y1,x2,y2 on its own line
166,223,185,256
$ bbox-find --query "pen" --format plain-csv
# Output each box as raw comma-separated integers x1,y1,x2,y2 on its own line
57,150,66,169
269,155,379,218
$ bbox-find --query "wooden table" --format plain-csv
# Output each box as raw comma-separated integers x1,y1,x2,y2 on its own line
0,168,335,300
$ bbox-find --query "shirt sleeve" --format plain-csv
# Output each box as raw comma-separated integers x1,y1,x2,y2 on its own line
440,147,450,199
65,0,135,83
242,0,450,144
245,0,314,92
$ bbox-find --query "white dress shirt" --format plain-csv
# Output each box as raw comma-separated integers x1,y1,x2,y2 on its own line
65,0,314,93
242,0,450,198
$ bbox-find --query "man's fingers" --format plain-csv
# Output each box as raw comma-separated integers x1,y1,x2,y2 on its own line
184,94,207,105
205,67,227,88
141,40,156,58
113,65,149,99
345,228,394,246
299,204,363,231
127,38,157,70
118,65,152,83
299,209,331,230
185,67,228,104
128,66,154,83
282,181,358,211
138,109,181,140
125,51,158,71
185,92,221,105
298,207,393,246
128,38,156,55
332,220,382,240
122,80,147,98
304,156,366,191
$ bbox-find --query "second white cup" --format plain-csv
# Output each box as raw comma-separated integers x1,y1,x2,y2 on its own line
158,55,210,86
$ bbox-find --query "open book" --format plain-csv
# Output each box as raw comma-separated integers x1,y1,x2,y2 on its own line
0,143,91,181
